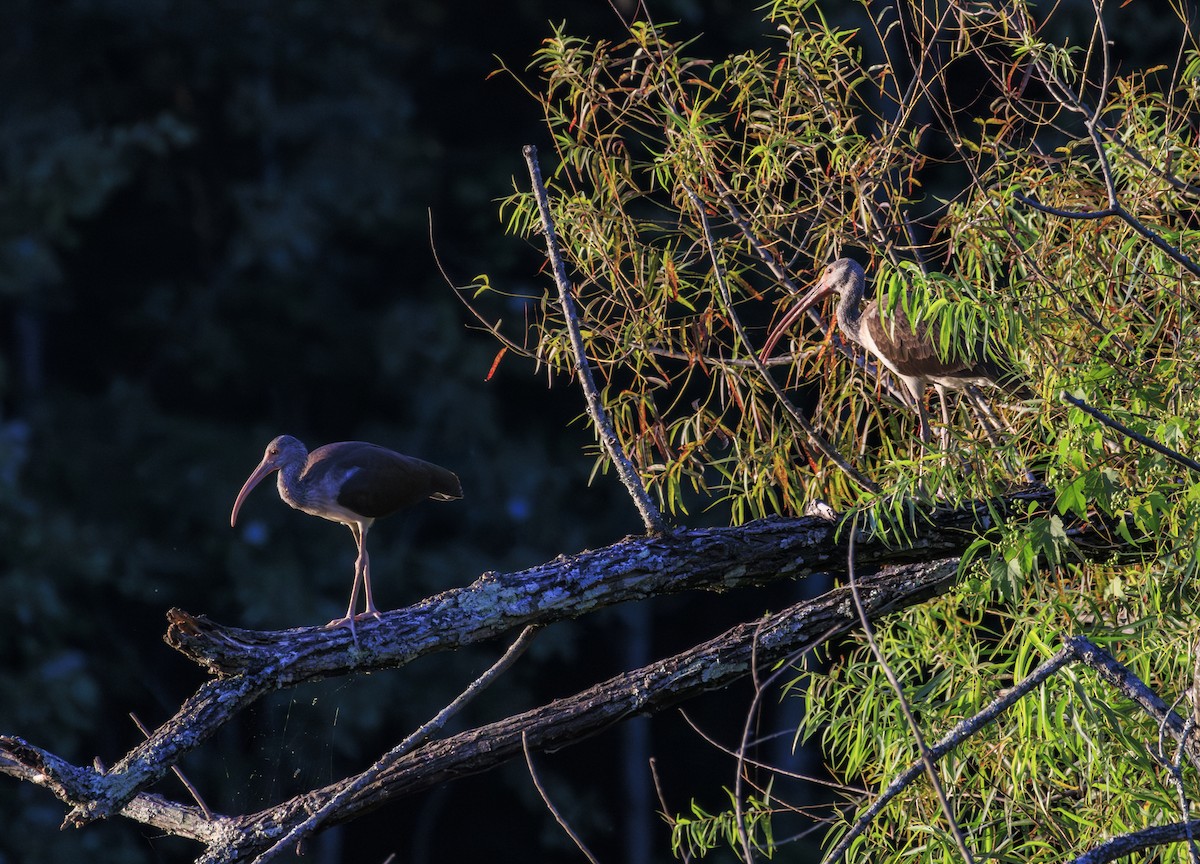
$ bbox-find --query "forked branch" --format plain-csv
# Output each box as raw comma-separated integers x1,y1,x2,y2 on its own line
2,487,1094,861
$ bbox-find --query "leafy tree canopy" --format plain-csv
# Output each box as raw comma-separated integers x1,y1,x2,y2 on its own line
476,0,1200,859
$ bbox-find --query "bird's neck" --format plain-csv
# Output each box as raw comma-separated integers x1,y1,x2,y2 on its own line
276,460,307,509
837,289,864,343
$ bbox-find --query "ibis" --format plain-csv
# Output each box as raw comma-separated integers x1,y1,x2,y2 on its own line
762,258,1030,445
231,435,462,634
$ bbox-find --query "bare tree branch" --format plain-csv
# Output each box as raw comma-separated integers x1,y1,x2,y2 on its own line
683,182,880,494
249,625,540,863
204,557,961,862
844,526,975,864
129,712,212,820
1013,192,1200,279
0,554,964,864
523,732,603,864
523,143,667,534
1061,392,1200,474
0,487,1145,861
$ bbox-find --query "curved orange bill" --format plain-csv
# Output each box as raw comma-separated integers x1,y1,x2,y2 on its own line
759,277,835,362
230,459,279,527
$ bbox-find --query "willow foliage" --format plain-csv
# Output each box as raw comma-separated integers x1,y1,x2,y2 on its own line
483,0,1200,860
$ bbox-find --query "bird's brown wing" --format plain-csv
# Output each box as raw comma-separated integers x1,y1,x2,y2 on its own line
308,443,462,519
865,301,1017,385
864,302,953,376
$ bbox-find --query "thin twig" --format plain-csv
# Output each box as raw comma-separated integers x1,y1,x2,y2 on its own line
1193,638,1200,728
842,525,976,864
820,641,1078,864
1061,392,1200,473
429,208,532,360
919,11,1129,354
522,731,603,864
732,617,768,863
1017,36,1200,279
522,144,668,534
714,183,912,408
677,710,863,795
1013,192,1200,278
714,597,892,861
649,758,691,864
129,712,212,820
682,183,879,494
250,625,540,864
1168,718,1200,864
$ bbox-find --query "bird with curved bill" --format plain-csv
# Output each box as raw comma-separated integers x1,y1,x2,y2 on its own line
231,435,462,636
761,258,1031,447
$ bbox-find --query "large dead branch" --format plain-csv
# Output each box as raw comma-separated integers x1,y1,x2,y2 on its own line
167,487,1058,680
0,486,1130,862
1,557,960,863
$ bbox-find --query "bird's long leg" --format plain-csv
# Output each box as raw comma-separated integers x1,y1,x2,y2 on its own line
327,523,365,636
910,394,946,499
935,384,952,452
902,382,933,445
917,404,932,445
966,388,1005,444
358,523,381,621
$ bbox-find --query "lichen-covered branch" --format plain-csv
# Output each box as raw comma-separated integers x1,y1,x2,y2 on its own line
166,488,1061,680
0,486,1130,860
200,557,961,862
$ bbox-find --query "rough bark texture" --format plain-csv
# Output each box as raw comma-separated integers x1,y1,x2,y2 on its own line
167,487,1055,681
0,487,1115,862
206,558,959,861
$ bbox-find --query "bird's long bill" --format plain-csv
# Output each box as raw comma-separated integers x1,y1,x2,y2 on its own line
759,280,834,361
230,460,278,527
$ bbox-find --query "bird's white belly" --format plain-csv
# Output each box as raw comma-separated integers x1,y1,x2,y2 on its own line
856,324,923,400
297,500,363,527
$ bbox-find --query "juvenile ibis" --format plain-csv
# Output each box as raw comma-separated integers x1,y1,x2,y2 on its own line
762,258,1030,445
231,435,462,633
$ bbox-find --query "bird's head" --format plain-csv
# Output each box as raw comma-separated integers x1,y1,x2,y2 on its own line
815,258,866,299
761,258,865,360
230,435,308,527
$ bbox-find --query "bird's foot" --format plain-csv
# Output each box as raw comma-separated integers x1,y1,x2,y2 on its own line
324,609,383,630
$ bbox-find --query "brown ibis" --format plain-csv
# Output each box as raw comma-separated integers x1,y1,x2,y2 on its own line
231,435,462,633
762,258,1030,446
